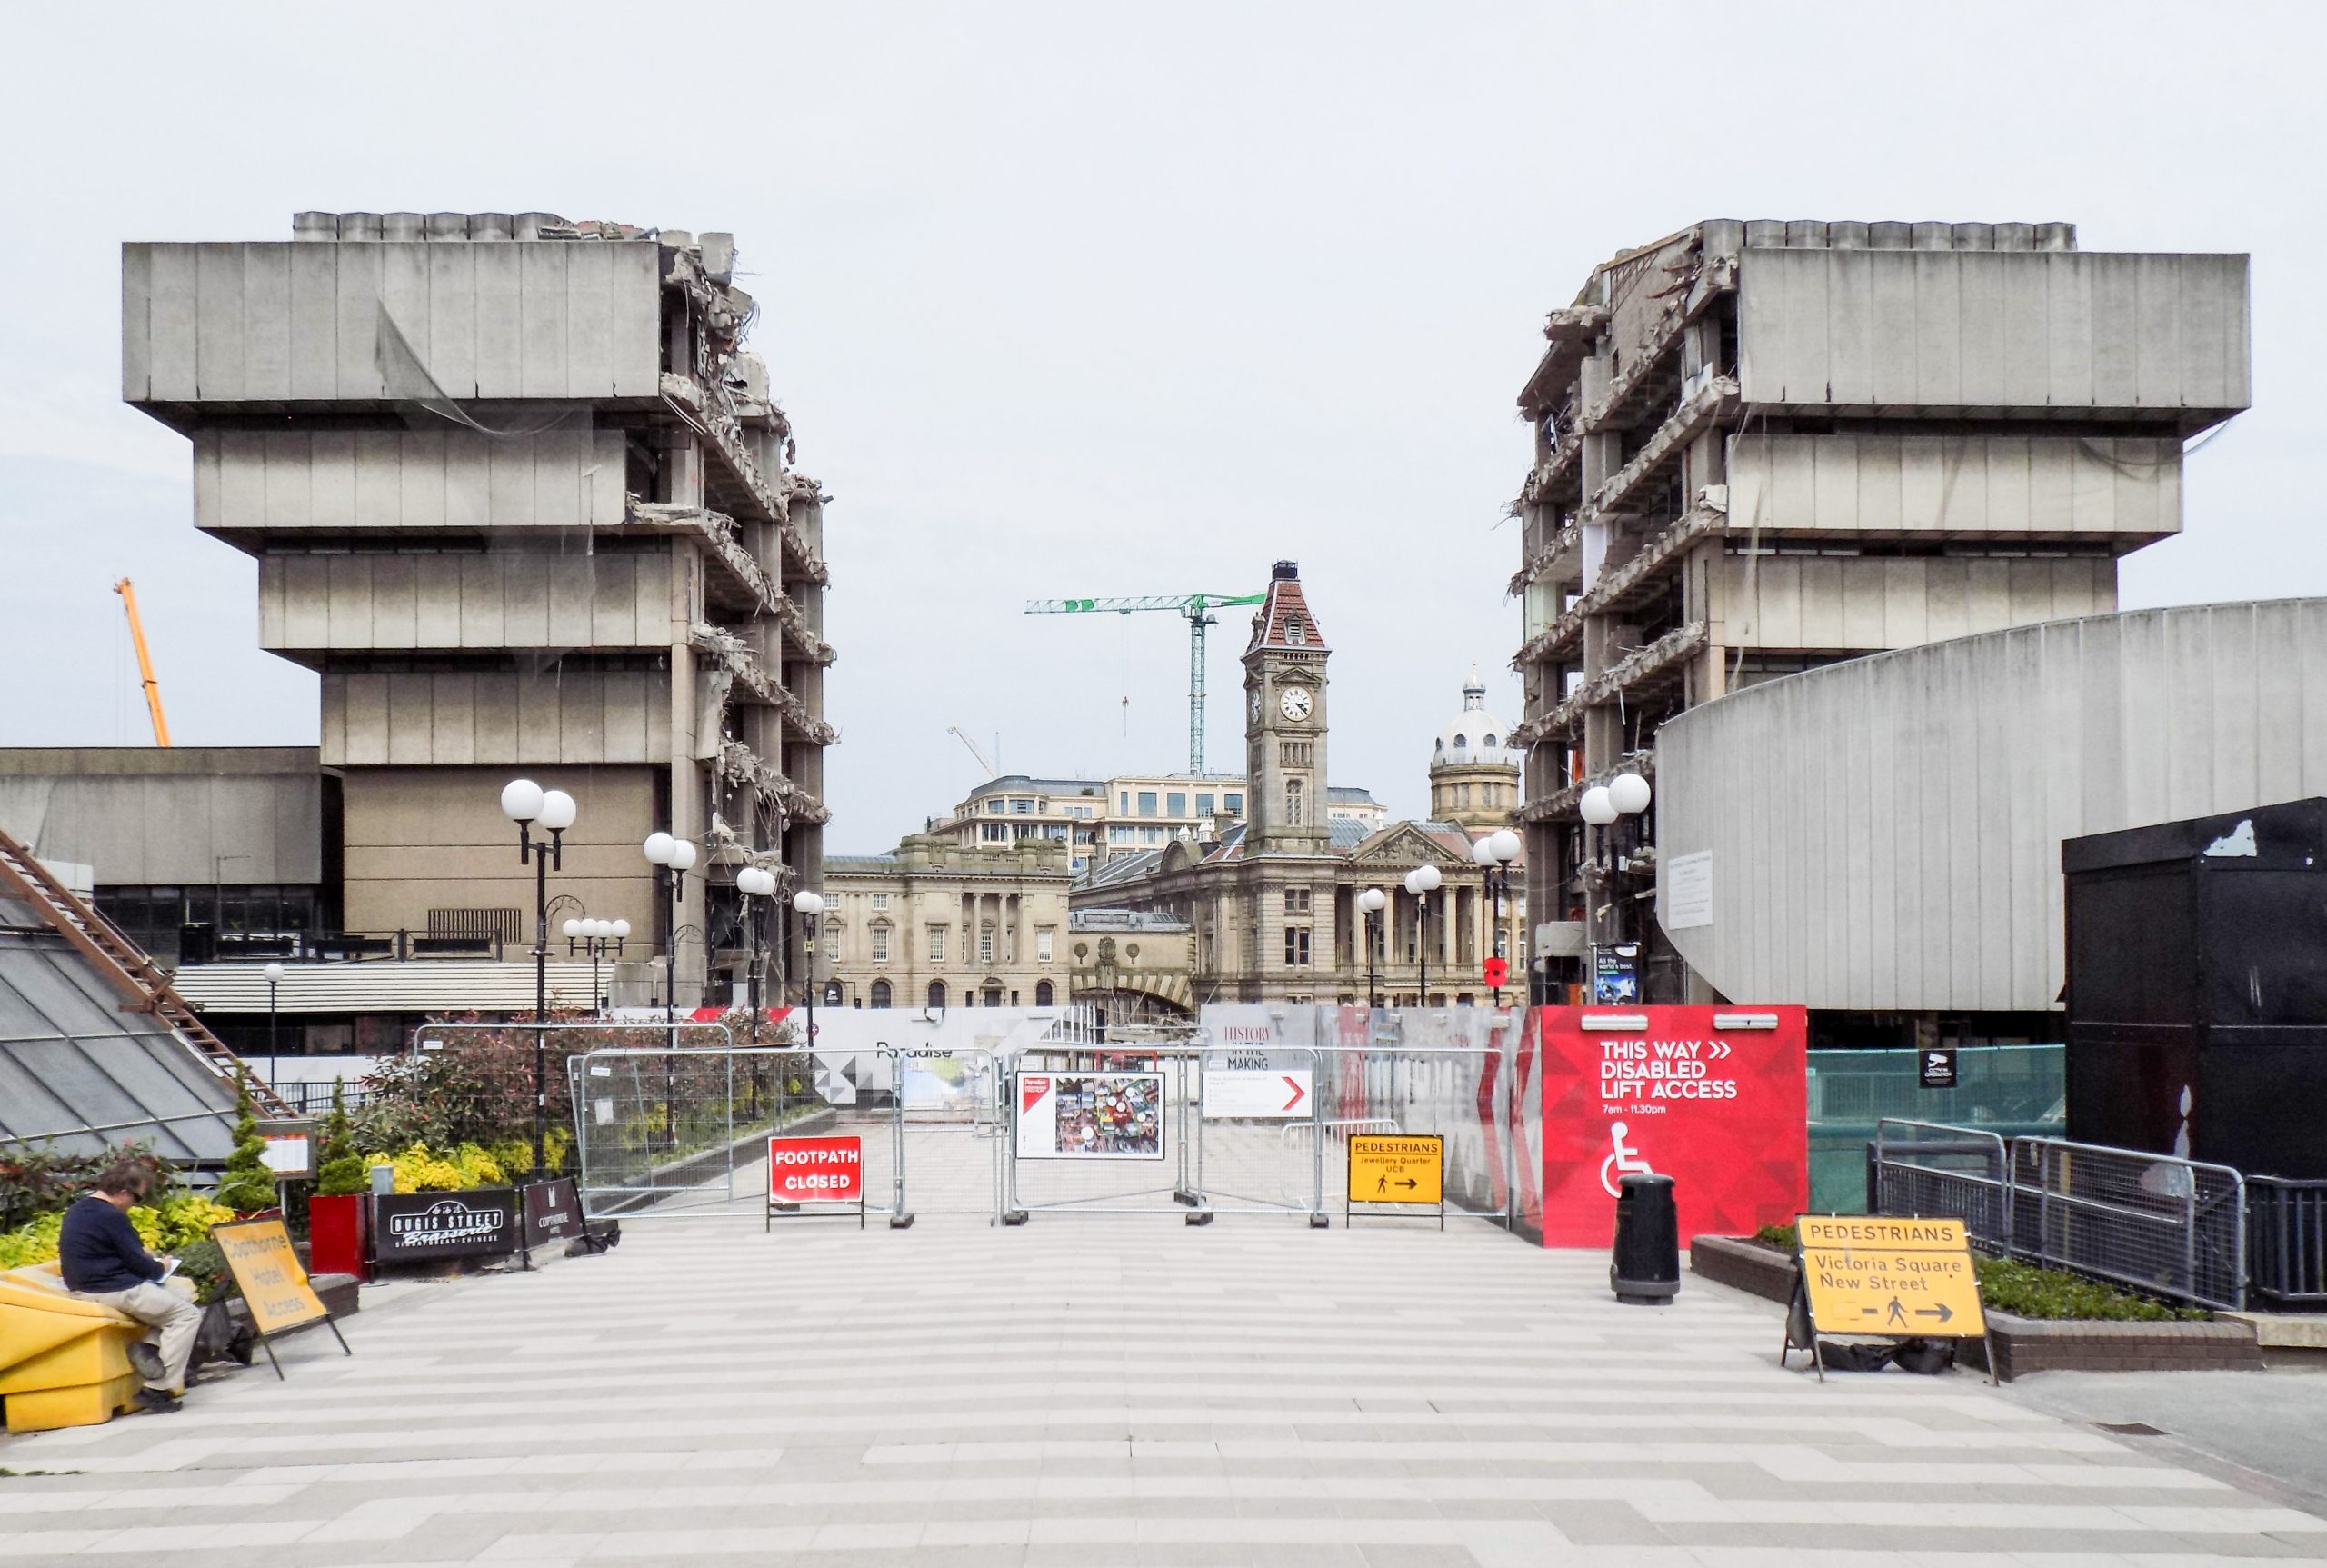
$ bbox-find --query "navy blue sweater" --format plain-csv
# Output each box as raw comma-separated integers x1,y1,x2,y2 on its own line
58,1195,164,1293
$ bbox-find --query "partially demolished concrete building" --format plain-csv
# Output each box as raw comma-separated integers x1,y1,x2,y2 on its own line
1509,220,2249,999
122,211,835,1003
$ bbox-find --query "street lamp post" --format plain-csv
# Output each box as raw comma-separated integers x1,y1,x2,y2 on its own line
262,961,285,1088
502,778,576,1181
1403,864,1442,1007
793,889,826,1053
1471,829,1522,1006
736,866,778,1046
641,832,699,1033
562,918,629,1016
1580,772,1653,1000
1356,887,1386,1009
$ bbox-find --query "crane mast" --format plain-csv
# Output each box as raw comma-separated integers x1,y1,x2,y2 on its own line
1024,590,1263,774
113,578,171,746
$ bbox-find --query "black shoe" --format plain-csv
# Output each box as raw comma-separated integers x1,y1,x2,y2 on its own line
126,1342,165,1383
134,1389,182,1414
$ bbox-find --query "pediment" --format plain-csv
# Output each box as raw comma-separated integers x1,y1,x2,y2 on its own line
1349,821,1465,867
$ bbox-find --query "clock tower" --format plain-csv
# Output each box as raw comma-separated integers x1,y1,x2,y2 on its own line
1243,560,1330,856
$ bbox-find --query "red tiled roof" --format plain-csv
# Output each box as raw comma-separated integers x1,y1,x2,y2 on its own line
1247,570,1328,654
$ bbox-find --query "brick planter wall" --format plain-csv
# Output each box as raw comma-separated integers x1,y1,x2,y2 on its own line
1689,1233,2264,1381
1962,1314,2262,1379
1689,1234,1795,1303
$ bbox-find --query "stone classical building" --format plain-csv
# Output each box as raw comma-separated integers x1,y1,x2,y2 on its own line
1074,564,1527,1007
1509,219,2249,999
1427,666,1522,835
930,771,1384,874
822,836,1069,1011
121,211,837,1009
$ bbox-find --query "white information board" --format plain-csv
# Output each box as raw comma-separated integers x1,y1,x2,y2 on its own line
1664,850,1713,930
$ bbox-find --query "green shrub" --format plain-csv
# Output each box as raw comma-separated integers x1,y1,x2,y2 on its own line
174,1238,235,1304
1975,1256,2207,1322
315,1079,369,1197
1752,1223,1798,1252
211,1071,275,1213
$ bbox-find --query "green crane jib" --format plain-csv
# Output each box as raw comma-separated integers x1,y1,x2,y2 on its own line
1024,591,1266,775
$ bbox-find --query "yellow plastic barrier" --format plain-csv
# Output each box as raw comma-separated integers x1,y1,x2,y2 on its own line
0,1265,162,1433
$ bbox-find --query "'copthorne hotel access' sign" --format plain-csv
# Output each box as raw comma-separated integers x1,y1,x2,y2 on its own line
373,1188,519,1263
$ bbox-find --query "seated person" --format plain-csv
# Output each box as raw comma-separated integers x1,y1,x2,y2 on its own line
58,1161,203,1414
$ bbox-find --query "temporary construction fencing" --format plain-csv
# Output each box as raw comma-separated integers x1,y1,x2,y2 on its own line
551,1006,1537,1231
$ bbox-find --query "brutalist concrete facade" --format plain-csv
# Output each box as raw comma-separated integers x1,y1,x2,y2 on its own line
1508,219,2249,1000
123,211,836,1004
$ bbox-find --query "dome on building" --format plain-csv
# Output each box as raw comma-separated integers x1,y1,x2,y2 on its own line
1433,664,1519,766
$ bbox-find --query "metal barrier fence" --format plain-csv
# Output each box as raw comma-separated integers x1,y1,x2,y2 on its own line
571,1042,895,1221
1873,1118,2248,1311
552,1015,1523,1233
2245,1176,2327,1307
1869,1119,2011,1249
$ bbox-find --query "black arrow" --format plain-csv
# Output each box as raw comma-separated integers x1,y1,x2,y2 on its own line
1914,1303,1954,1323
1394,1178,1419,1190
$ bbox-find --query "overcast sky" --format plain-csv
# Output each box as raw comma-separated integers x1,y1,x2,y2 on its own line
4,3,2322,851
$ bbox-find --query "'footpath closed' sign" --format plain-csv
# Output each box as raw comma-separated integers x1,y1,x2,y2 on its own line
769,1135,863,1203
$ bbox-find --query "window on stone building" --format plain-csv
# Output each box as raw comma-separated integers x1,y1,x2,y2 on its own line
1167,792,1186,815
1119,792,1130,813
1138,791,1157,817
871,926,890,964
1283,926,1311,965
986,799,1004,814
929,925,947,962
979,926,994,965
1284,778,1305,826
983,984,1004,1006
870,979,892,1008
1196,793,1214,815
1224,793,1243,814
1035,980,1054,1006
1012,798,1034,814
928,980,946,1008
1283,887,1311,914
1036,928,1054,962
871,893,888,909
1280,742,1311,767
981,823,1008,843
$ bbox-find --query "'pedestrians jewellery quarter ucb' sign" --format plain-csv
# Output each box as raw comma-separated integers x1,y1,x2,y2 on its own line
372,1188,519,1263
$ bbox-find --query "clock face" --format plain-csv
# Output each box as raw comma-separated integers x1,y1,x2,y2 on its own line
1249,690,1262,725
1278,686,1313,723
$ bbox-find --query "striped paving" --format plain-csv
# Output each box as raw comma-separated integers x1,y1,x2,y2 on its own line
2,1215,2322,1566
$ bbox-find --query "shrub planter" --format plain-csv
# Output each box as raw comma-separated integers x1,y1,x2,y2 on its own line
1689,1234,1795,1303
1962,1314,2262,1379
1691,1233,2266,1380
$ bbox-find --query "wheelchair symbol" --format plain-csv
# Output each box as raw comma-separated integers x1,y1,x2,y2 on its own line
1599,1120,1653,1196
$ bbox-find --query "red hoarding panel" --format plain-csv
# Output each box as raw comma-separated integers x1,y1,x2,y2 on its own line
768,1135,863,1203
1535,1005,1806,1248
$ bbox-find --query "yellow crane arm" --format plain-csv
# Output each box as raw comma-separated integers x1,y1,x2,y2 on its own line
113,578,171,746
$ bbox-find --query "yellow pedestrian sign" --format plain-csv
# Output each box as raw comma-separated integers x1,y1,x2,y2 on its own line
1786,1214,1990,1383
1347,1134,1443,1228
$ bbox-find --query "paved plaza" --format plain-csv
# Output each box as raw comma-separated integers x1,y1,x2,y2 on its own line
4,1216,2326,1567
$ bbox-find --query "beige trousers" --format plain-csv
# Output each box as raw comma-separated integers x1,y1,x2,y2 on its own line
75,1279,204,1393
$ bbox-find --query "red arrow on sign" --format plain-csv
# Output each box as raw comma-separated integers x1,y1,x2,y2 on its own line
1283,1075,1306,1112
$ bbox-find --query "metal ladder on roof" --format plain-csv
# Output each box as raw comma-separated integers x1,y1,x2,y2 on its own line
0,822,292,1116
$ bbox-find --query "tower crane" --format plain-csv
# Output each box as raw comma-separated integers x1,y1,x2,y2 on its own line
947,726,999,779
113,578,171,746
1024,591,1263,775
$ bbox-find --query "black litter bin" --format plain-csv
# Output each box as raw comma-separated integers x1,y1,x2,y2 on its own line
1610,1171,1679,1304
